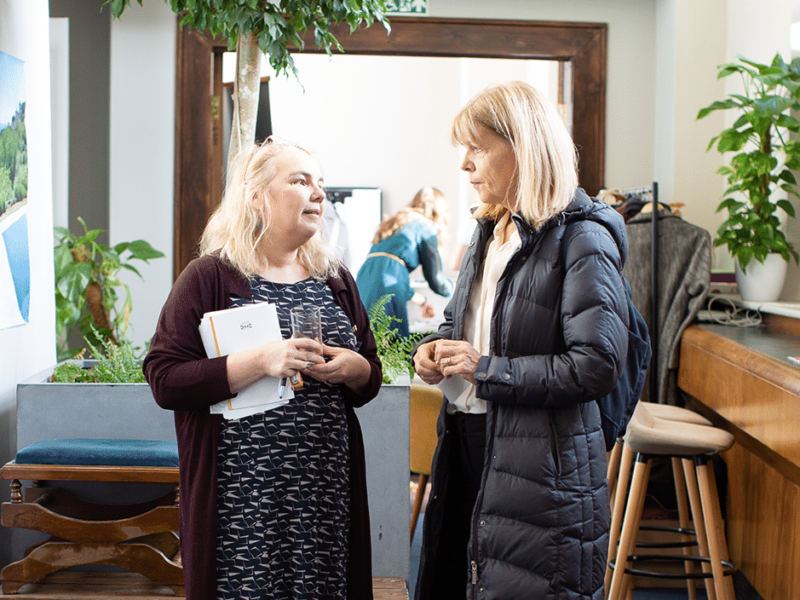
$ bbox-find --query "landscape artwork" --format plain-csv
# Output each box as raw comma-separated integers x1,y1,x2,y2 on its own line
0,50,30,329
386,0,427,13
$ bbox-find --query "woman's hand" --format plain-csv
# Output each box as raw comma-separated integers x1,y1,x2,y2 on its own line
434,339,480,385
413,340,444,385
305,344,372,392
226,337,325,394
420,301,436,319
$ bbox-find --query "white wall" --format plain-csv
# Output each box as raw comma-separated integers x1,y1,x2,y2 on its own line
104,1,798,359
109,0,175,352
0,0,54,568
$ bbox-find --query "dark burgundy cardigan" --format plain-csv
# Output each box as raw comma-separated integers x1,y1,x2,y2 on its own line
143,254,382,600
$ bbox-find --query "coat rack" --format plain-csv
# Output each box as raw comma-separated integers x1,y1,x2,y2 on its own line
619,183,659,404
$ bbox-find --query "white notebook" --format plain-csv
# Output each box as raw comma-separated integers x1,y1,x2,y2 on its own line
199,302,292,419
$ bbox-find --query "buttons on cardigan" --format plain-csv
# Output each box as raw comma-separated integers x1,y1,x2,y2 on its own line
477,372,487,378
480,519,486,526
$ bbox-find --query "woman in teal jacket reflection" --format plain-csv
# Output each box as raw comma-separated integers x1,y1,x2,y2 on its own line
356,187,454,337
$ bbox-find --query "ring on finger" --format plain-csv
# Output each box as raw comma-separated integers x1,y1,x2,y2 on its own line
305,361,312,370
444,358,451,367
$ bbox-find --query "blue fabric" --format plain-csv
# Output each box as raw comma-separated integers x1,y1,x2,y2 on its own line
15,438,179,467
356,216,453,338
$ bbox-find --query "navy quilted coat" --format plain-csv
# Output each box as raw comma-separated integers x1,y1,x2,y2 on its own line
415,190,628,600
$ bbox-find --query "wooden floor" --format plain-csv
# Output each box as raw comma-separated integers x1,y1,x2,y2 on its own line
0,572,409,599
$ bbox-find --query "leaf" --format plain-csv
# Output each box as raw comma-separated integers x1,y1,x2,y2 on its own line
753,95,794,116
697,99,739,120
777,199,796,217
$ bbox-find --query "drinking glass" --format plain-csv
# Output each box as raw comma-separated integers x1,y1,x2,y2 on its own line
289,306,322,389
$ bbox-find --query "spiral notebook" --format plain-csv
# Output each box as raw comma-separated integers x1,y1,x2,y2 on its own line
199,302,292,419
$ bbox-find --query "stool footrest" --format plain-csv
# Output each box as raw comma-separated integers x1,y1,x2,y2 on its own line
609,554,737,580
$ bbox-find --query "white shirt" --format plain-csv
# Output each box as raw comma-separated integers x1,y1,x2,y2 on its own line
447,212,522,414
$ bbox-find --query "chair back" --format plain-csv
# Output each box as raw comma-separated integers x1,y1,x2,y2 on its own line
410,384,443,475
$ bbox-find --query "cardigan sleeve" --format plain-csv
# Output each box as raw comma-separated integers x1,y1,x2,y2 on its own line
143,257,235,411
330,266,383,408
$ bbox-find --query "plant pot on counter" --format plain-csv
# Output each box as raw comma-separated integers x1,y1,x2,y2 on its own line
735,254,788,302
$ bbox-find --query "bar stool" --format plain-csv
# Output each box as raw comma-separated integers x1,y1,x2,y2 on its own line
606,403,735,600
606,402,712,507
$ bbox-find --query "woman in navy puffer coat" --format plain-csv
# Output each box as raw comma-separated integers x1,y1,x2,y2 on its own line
413,81,628,600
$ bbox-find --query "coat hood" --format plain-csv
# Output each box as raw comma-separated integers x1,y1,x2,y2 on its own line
511,187,629,268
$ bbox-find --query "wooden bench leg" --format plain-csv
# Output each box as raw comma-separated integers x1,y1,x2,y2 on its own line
1,540,184,595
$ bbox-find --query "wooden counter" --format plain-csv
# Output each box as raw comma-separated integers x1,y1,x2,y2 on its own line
678,322,800,600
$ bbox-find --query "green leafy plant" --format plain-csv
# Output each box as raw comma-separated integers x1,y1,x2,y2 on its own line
368,294,428,384
698,53,800,271
51,326,146,383
54,217,164,361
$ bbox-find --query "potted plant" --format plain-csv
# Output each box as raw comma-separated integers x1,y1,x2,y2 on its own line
697,53,800,301
367,294,428,384
17,219,172,445
54,217,164,361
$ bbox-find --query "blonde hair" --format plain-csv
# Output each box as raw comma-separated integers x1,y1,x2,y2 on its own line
199,136,340,279
451,81,578,229
372,186,450,247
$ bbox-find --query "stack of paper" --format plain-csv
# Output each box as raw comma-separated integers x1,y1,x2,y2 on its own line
199,302,292,419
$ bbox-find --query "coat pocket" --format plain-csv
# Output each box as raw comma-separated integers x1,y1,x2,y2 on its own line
547,410,562,477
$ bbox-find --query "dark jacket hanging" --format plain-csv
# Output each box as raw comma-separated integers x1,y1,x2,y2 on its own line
622,209,711,405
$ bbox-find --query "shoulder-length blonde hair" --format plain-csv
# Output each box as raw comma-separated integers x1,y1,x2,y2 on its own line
372,186,450,247
451,81,578,229
199,136,340,280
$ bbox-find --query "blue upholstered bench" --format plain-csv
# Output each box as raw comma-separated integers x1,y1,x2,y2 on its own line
1,438,183,595
14,438,179,468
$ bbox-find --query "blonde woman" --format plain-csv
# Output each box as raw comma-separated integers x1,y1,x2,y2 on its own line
144,137,382,600
412,82,628,599
356,187,454,337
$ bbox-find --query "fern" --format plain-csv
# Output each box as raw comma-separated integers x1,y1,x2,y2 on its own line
51,325,145,383
368,294,429,384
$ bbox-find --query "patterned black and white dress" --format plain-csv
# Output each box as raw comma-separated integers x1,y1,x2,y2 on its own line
215,276,358,600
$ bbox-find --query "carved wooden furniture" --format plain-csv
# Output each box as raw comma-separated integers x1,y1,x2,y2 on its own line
0,439,183,596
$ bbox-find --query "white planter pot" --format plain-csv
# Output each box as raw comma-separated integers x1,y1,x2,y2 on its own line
735,254,788,302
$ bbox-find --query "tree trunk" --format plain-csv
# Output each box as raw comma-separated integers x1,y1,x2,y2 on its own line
227,31,263,172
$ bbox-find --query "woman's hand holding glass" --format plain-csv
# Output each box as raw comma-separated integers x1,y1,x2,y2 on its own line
305,344,372,391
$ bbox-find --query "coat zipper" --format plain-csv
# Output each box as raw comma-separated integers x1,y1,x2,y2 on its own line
470,404,497,599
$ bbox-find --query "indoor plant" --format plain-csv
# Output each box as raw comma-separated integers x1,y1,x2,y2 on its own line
54,217,164,361
368,294,428,384
698,53,800,299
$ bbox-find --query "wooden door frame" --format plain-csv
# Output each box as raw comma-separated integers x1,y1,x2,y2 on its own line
174,17,607,276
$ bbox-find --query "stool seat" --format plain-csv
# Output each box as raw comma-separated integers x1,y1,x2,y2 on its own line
644,403,712,426
624,409,733,456
15,438,179,468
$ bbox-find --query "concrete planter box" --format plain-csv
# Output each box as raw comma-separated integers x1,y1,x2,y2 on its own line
14,364,411,581
356,376,410,581
16,361,175,450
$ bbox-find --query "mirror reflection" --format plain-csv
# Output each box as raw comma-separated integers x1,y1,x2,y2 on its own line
222,53,571,324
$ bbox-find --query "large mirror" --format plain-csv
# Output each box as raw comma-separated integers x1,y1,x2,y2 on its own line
174,17,606,276
221,52,569,277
